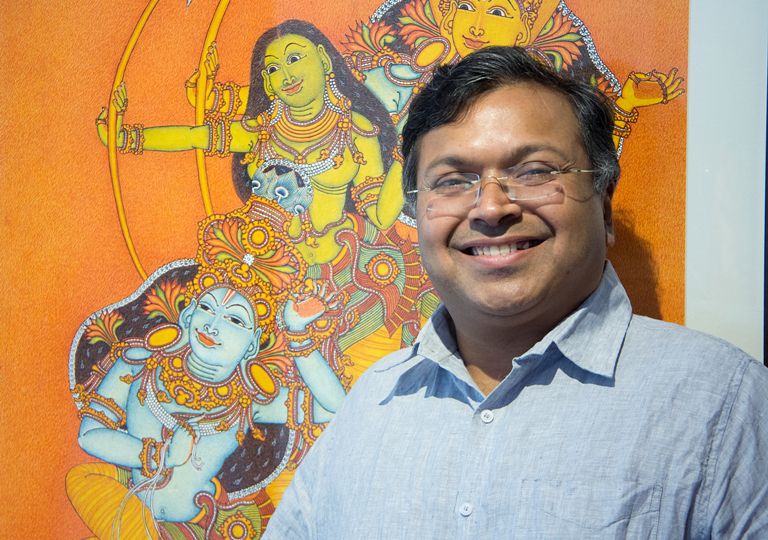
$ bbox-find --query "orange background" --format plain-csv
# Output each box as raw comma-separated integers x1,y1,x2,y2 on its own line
0,1,687,536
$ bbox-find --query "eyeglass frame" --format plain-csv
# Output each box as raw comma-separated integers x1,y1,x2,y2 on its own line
406,161,597,199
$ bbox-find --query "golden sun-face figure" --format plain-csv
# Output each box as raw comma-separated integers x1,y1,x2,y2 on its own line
442,0,533,58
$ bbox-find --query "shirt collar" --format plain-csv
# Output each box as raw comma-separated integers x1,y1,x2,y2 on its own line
524,262,632,379
412,262,632,381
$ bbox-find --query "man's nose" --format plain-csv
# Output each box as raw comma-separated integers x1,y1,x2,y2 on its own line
468,179,522,225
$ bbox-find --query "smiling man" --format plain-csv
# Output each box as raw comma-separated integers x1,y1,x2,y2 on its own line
264,47,768,538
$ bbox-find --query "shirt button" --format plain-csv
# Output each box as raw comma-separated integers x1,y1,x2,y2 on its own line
459,502,473,517
480,409,494,423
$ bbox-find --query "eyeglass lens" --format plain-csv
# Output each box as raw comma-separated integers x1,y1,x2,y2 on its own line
424,180,565,218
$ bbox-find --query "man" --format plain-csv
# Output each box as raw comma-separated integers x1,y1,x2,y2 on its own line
264,47,768,538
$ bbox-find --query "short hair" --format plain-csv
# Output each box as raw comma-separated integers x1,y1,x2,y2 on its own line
402,46,619,198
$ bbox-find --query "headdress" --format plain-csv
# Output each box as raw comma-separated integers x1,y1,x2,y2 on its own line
185,195,307,344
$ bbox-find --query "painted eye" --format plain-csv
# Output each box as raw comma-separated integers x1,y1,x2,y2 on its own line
286,53,302,64
265,64,279,75
199,303,214,313
457,1,475,11
487,7,509,17
225,315,246,328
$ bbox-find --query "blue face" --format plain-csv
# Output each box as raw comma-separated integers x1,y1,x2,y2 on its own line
251,163,313,214
186,287,261,382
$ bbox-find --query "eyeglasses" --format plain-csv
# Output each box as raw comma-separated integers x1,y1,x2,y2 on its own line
406,161,596,217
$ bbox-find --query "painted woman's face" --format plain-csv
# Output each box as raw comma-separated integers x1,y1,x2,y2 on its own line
447,0,529,58
262,34,330,108
187,287,261,381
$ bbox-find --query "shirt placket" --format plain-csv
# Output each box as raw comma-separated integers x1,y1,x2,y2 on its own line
453,393,504,538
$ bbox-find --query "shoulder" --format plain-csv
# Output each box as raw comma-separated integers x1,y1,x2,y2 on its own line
341,346,420,405
620,314,766,402
626,315,755,364
350,111,375,133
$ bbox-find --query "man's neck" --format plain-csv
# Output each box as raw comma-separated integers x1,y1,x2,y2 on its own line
452,316,548,395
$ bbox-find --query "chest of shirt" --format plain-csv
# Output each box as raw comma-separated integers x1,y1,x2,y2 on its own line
311,365,718,538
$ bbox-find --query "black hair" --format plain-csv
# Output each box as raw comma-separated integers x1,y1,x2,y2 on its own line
402,46,619,197
231,20,398,203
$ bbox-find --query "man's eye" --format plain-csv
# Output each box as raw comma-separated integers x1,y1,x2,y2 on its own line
487,7,510,17
286,53,302,64
433,175,475,194
457,1,475,11
265,64,279,75
199,303,214,313
513,162,558,184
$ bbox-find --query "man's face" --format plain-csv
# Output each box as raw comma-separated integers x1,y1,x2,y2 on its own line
416,83,613,332
187,287,261,381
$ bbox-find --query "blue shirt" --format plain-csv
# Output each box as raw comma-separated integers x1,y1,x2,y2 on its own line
264,264,768,539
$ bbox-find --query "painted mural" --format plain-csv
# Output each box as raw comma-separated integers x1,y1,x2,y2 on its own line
64,1,685,537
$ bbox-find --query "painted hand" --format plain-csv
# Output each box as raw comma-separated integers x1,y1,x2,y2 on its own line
283,281,343,332
619,68,685,109
165,423,196,468
95,81,128,145
185,42,220,110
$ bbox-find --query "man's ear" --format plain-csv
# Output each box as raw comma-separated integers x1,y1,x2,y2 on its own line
603,182,616,247
179,299,197,328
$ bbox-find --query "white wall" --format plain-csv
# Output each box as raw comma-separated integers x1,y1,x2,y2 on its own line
686,0,766,360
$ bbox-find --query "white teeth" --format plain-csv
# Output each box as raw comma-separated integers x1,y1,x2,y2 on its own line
470,241,537,256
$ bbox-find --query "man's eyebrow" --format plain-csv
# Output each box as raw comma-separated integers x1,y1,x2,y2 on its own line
423,144,571,175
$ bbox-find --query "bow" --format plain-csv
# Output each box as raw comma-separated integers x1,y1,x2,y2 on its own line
107,0,161,280
195,0,231,217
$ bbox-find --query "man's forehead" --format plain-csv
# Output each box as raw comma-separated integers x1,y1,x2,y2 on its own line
416,85,581,168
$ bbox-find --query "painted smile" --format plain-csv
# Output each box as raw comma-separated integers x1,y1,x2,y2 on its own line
462,36,488,50
282,80,303,95
196,330,219,348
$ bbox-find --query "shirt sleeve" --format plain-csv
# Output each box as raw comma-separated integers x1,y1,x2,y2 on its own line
705,358,768,538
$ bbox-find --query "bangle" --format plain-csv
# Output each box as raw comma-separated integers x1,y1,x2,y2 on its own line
612,100,639,123
139,437,165,478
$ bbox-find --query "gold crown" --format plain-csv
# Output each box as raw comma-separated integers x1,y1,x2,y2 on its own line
185,196,307,343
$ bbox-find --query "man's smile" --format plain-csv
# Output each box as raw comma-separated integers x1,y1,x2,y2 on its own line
463,239,543,256
456,233,546,255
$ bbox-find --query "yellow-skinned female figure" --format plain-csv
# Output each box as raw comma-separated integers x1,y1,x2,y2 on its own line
99,20,403,266
98,20,434,375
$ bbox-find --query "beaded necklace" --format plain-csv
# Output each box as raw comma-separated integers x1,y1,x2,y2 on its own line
241,74,378,181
